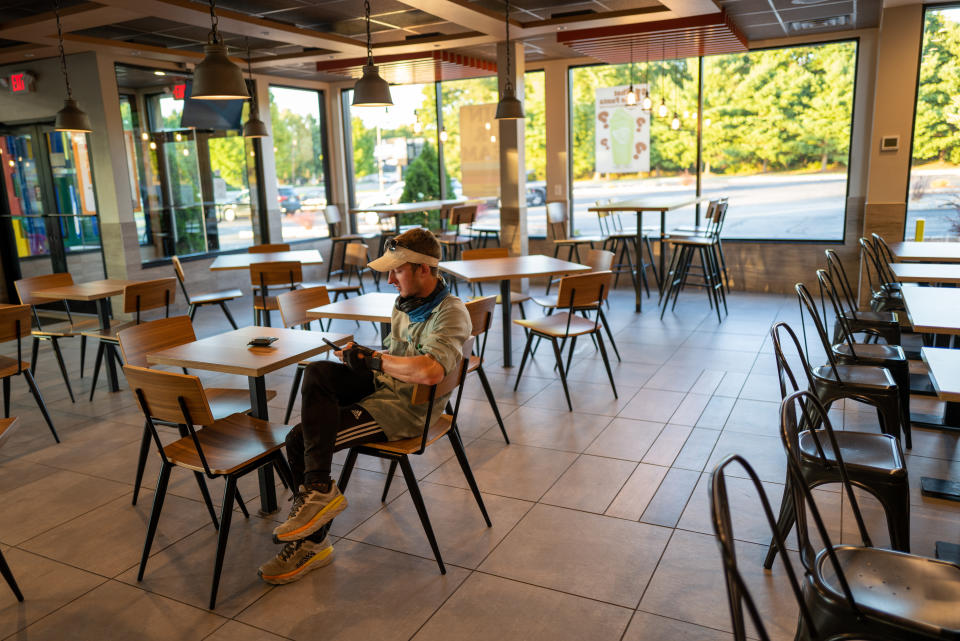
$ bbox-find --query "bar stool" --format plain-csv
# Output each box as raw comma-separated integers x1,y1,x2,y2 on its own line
545,201,604,295
324,204,379,280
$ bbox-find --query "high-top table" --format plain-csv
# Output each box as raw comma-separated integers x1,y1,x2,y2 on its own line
438,255,590,366
209,249,323,271
888,241,960,263
147,325,351,513
889,263,960,284
901,286,960,335
588,197,704,312
31,278,137,393
351,199,466,235
307,292,395,343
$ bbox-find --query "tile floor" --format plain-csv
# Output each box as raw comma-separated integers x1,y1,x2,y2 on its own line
1,284,958,641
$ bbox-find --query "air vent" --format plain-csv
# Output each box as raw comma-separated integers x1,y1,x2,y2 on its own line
405,32,441,40
552,9,596,19
789,14,849,31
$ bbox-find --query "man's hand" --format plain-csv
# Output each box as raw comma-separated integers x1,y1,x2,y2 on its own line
339,342,382,372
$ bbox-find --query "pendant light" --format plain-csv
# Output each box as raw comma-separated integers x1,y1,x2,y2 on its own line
670,57,681,130
242,38,268,138
640,42,652,112
191,0,249,100
352,0,393,107
495,0,524,120
625,40,637,106
657,44,668,118
53,0,92,133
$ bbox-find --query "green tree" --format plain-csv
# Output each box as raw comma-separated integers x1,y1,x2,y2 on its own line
399,143,452,228
913,11,960,164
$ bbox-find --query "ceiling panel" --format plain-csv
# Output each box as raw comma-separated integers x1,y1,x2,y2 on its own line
316,49,496,84
717,0,881,40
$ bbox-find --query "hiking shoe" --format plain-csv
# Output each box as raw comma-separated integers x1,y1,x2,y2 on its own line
258,537,334,585
273,481,347,543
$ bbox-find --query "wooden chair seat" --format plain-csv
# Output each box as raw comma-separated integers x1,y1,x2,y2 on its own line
438,234,473,245
253,295,280,311
664,234,715,246
530,295,559,309
0,357,30,379
80,320,138,342
470,222,500,232
466,354,481,373
162,412,290,475
365,415,453,455
188,289,243,305
515,312,601,338
31,317,99,337
207,388,277,419
812,364,898,390
333,233,378,242
300,280,361,294
0,416,19,449
494,292,530,305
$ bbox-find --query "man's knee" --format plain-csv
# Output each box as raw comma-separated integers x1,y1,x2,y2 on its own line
285,422,304,450
302,360,343,396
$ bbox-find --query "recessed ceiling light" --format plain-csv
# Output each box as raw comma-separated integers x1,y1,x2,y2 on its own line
792,0,830,4
23,53,34,58
154,70,166,76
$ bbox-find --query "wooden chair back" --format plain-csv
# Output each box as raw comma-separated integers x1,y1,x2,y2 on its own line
277,286,330,329
122,278,177,321
124,365,215,426
14,272,74,306
462,247,508,260
546,201,569,241
118,316,197,368
449,205,477,227
344,243,369,268
249,261,302,288
555,271,613,309
585,249,615,272
170,256,187,283
324,205,346,236
465,295,496,338
0,304,32,344
249,243,290,253
412,336,475,405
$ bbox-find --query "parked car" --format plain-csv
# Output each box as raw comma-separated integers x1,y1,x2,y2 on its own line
217,189,250,222
277,186,301,214
526,184,546,206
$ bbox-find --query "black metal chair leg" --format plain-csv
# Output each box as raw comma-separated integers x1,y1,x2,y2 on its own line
0,550,23,601
194,471,220,530
50,336,75,403
598,309,621,362
398,456,445,574
764,474,795,569
138,462,171,580
337,448,359,493
219,301,238,330
381,460,398,502
209,476,237,609
564,336,578,379
477,366,508,444
448,428,491,526
188,304,197,321
132,422,152,505
512,333,535,392
284,365,304,424
80,335,86,379
23,370,58,443
596,332,617,398
2,377,8,417
89,342,105,402
234,488,250,518
551,337,573,411
30,336,39,375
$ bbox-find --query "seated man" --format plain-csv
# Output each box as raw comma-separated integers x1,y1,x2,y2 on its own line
259,227,470,584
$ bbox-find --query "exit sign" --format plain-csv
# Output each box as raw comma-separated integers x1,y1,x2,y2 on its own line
172,83,186,100
8,71,34,93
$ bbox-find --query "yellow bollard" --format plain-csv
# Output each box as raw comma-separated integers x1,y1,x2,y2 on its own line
915,218,925,242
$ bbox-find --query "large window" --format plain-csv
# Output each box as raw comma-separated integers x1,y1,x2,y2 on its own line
702,42,856,240
118,64,259,262
906,5,960,240
569,40,856,241
571,59,699,237
268,86,330,241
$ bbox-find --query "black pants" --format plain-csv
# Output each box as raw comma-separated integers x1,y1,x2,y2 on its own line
286,360,387,488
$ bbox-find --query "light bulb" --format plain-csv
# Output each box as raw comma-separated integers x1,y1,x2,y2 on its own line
671,113,680,130
149,141,157,150
641,91,652,111
7,160,13,167
182,148,190,156
174,132,182,142
490,135,496,143
658,100,668,118
439,129,448,142
704,117,712,127
414,121,422,134
683,110,690,119
625,87,636,105
140,132,149,141
484,122,491,130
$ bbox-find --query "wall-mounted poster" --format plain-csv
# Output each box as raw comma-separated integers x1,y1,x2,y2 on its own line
595,85,650,174
460,103,499,198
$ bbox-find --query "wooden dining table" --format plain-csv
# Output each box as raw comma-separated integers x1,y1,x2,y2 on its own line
208,249,324,271
350,199,466,234
146,325,351,513
306,292,395,343
588,196,704,312
438,255,590,366
888,241,960,263
31,278,137,393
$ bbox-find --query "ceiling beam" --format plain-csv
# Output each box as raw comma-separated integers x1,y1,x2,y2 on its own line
93,0,366,55
0,3,141,42
395,0,507,37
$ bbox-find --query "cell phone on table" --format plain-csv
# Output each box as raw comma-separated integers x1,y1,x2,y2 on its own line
247,336,278,348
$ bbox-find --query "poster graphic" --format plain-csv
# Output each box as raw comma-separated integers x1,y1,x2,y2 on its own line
595,85,650,174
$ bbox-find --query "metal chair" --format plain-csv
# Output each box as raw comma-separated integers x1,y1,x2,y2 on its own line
170,256,241,329
824,249,901,346
545,201,604,295
337,337,490,574
437,205,477,261
859,238,904,313
0,305,59,443
324,204,379,280
660,200,729,322
794,283,905,448
0,416,24,602
125,365,294,609
761,339,909,569
780,389,960,641
250,261,301,327
343,243,379,292
463,296,509,444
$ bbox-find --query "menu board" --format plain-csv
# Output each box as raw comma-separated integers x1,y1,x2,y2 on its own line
595,85,650,174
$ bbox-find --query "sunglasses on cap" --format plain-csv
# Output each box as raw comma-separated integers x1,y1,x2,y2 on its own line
385,238,412,252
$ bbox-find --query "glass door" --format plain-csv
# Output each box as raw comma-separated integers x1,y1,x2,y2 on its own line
0,124,104,306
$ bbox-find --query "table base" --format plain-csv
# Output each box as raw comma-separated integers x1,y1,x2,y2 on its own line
249,375,278,514
97,299,121,392
936,541,960,564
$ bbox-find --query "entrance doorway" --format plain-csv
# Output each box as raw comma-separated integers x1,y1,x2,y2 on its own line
0,124,104,308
